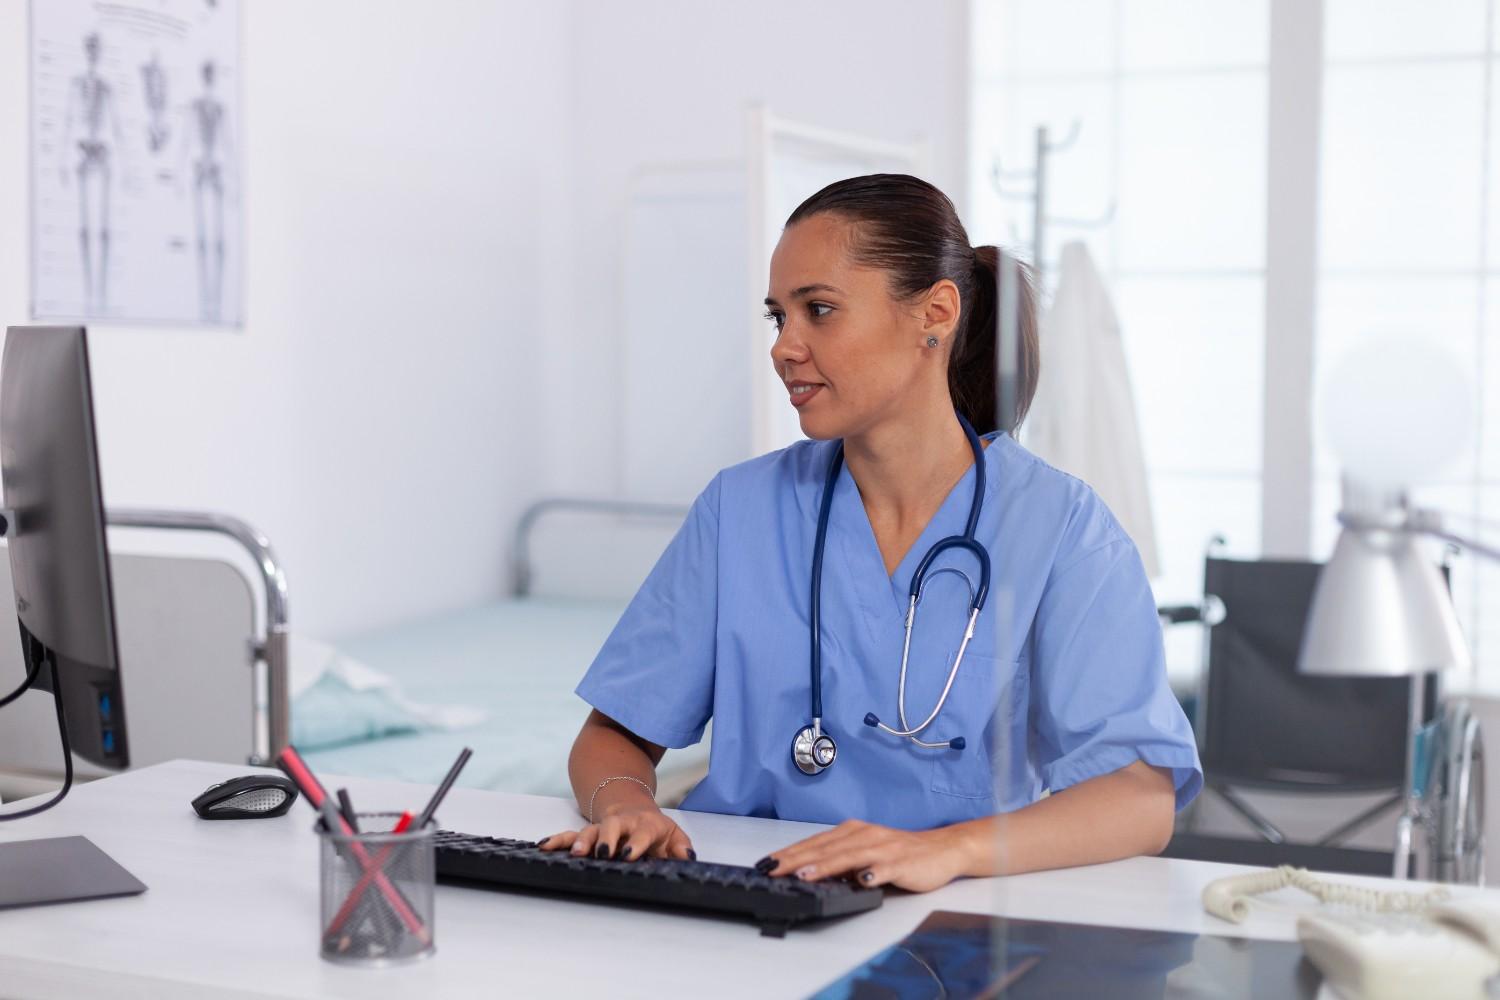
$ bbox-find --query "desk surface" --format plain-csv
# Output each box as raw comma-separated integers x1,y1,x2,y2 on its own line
0,759,1491,999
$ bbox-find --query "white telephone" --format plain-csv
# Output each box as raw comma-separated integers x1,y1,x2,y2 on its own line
1203,866,1500,1000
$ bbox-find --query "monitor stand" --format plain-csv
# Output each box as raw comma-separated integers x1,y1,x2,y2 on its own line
0,835,146,909
0,645,142,908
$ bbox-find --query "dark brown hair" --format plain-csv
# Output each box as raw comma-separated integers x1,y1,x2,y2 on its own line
785,174,1040,434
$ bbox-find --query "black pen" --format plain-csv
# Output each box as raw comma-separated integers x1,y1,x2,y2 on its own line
336,788,361,834
317,797,346,836
414,747,472,831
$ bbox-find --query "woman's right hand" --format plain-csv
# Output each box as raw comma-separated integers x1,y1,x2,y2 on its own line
536,803,695,862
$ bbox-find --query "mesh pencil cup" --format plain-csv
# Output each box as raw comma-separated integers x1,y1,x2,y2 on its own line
317,812,436,966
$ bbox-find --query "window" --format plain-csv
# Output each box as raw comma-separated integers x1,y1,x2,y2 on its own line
969,0,1270,678
974,0,1500,686
1312,0,1499,682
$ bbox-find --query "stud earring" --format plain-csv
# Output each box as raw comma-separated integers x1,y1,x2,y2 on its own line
926,336,939,348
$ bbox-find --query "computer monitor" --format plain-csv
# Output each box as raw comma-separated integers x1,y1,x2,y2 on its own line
0,325,128,770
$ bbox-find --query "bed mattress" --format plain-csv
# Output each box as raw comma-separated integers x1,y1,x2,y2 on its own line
300,597,711,801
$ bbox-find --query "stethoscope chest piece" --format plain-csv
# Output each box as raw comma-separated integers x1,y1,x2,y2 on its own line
792,724,837,776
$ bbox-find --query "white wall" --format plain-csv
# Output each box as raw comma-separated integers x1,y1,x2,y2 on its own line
0,0,574,638
0,1,968,636
550,0,972,495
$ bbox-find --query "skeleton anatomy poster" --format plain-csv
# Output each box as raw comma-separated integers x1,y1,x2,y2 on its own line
30,0,242,327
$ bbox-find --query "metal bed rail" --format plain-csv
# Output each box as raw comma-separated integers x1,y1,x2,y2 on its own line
106,508,288,766
511,497,691,598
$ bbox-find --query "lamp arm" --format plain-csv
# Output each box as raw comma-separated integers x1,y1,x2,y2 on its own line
1405,511,1500,564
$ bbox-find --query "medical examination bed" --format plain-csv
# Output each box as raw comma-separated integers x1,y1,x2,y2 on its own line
298,498,707,802
0,509,288,800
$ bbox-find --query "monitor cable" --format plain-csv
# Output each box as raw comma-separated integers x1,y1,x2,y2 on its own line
0,657,74,820
0,651,41,709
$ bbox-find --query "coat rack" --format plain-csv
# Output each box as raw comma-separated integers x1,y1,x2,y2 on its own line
990,122,1117,283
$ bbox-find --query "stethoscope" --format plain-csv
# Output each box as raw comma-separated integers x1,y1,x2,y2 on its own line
791,413,992,776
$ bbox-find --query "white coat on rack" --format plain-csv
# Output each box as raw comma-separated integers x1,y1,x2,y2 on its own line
1025,241,1160,578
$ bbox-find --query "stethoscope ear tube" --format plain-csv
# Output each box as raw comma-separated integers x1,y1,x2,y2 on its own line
909,537,991,613
863,713,967,751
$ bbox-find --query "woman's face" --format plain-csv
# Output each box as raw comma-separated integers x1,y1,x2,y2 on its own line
765,215,955,442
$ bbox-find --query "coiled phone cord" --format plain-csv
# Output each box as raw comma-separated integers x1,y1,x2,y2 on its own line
1203,865,1451,924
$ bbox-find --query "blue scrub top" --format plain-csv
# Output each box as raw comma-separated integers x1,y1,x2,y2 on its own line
576,433,1202,829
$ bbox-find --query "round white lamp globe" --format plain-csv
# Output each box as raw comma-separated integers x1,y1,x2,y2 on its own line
1319,336,1474,490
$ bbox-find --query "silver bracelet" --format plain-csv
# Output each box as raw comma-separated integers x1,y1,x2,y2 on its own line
588,775,656,824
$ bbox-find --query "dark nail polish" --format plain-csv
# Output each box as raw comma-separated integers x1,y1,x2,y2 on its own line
534,837,549,849
754,856,777,874
620,846,633,860
595,844,609,859
687,849,697,861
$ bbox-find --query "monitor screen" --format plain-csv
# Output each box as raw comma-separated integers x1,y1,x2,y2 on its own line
0,326,127,768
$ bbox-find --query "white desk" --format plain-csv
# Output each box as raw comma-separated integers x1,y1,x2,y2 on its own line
0,760,1491,999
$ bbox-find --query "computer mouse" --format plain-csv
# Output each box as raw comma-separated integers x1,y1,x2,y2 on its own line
192,774,299,819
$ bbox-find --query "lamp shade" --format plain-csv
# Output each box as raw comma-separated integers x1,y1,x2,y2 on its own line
1298,523,1469,677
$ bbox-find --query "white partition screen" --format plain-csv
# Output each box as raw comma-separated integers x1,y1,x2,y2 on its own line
746,108,930,456
621,163,749,501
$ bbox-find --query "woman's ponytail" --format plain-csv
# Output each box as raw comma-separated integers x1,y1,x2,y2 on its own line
953,246,1040,435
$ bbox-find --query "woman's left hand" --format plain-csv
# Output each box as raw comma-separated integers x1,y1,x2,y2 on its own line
757,819,974,893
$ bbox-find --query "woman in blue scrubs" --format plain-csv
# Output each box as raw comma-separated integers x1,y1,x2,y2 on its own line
539,174,1201,892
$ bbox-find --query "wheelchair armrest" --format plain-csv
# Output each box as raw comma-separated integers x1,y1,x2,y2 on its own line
1158,604,1204,625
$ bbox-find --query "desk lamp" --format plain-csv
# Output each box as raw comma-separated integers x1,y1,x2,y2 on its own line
1298,336,1479,879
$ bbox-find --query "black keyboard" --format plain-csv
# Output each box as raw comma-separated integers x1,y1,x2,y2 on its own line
433,831,883,936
